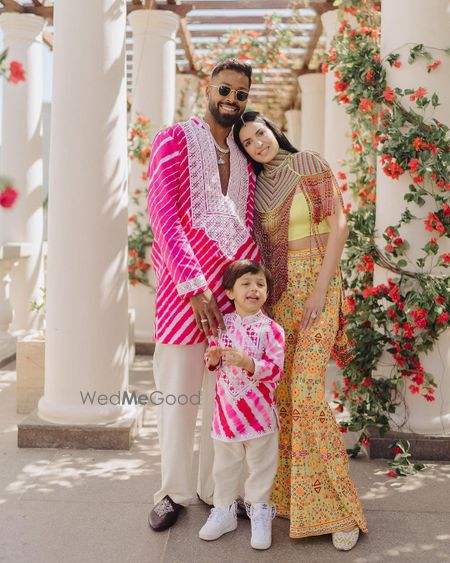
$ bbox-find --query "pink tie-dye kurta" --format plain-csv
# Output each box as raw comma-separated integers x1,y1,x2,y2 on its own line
208,311,285,442
147,117,260,345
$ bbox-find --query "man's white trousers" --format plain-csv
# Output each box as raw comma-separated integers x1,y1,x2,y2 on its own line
152,342,215,506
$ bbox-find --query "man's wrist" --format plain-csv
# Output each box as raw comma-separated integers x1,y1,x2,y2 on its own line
177,275,207,298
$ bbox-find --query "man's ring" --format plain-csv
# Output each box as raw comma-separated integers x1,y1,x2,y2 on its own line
200,319,208,324
311,312,318,319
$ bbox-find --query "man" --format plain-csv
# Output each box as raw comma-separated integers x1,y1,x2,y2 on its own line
147,59,259,531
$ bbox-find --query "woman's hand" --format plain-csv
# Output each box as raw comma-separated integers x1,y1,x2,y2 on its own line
299,289,327,332
222,348,255,374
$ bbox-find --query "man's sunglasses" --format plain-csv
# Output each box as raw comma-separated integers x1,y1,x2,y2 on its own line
210,84,249,102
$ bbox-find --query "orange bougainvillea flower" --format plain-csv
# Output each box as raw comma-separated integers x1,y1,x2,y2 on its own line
136,114,150,126
424,212,445,234
0,186,18,208
383,86,395,102
9,61,25,84
436,312,449,324
359,98,374,112
426,59,441,71
409,87,428,101
412,137,426,151
334,80,348,92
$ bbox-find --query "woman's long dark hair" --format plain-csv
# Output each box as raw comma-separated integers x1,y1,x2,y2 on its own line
232,111,298,175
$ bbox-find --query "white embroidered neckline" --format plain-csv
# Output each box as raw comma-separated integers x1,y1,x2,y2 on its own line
181,118,251,258
218,313,272,402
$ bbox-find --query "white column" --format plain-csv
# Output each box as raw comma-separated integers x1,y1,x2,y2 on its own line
128,9,179,342
129,10,179,138
297,73,325,154
0,255,17,359
321,12,354,404
0,243,33,360
322,10,353,186
0,14,45,334
176,74,200,122
284,109,301,150
374,0,450,435
38,0,130,424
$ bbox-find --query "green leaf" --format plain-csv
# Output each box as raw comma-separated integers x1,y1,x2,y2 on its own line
347,443,361,458
416,257,426,268
413,463,426,471
431,93,440,107
0,49,9,64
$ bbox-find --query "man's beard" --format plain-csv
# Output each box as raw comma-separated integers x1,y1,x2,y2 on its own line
208,100,244,128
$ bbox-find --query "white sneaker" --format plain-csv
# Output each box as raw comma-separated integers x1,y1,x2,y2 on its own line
248,502,276,550
198,502,237,541
332,527,360,551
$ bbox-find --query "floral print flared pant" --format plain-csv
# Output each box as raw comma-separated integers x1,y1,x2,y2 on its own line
271,248,368,538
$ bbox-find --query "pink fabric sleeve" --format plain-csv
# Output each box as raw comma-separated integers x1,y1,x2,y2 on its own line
252,321,285,383
147,128,208,299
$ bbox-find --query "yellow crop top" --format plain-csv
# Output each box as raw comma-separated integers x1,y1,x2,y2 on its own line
288,191,331,241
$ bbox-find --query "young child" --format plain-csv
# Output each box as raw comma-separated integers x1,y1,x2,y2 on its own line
198,260,285,550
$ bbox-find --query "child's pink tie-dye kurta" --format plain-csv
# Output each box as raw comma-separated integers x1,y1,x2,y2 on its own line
208,310,285,442
147,117,260,345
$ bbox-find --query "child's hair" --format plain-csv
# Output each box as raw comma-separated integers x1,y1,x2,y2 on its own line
223,260,272,295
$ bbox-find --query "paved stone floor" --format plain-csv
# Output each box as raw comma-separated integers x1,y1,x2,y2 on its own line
1,356,450,563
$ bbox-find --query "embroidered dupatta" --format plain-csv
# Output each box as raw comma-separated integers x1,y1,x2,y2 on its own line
253,149,352,366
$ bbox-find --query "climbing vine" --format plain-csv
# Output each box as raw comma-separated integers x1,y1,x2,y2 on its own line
322,0,450,455
191,10,302,116
192,13,294,79
127,113,153,288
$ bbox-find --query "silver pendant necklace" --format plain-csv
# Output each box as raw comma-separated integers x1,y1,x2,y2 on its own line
212,135,230,166
214,140,230,165
215,144,229,165
213,140,230,154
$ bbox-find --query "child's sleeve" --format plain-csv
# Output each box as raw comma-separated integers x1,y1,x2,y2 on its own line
251,321,285,383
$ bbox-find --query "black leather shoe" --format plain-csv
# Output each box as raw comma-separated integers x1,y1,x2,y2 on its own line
148,495,183,531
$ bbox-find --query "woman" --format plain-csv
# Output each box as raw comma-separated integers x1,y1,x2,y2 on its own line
233,112,368,550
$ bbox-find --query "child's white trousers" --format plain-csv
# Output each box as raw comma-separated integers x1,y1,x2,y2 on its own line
213,432,279,507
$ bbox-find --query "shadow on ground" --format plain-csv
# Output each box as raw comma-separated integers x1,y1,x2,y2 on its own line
1,357,449,562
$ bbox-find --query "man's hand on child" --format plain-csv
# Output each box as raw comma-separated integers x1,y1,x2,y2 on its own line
190,290,225,338
222,348,255,374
